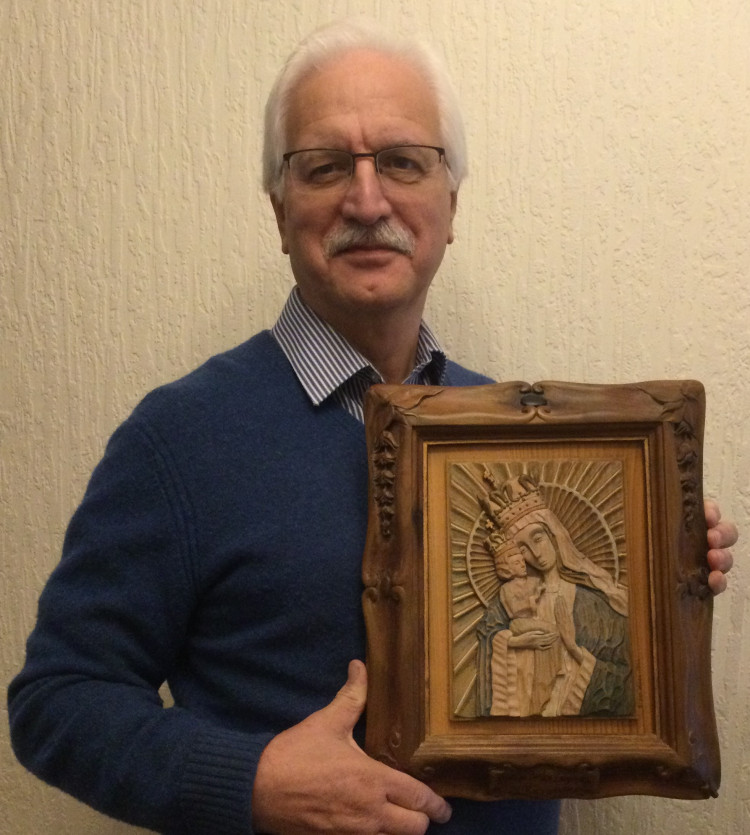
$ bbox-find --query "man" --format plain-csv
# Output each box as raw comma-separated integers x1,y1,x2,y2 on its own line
8,19,736,835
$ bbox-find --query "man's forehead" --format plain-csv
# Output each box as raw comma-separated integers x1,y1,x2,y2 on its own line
283,49,441,148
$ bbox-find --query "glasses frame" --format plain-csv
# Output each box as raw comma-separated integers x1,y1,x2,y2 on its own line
281,145,447,190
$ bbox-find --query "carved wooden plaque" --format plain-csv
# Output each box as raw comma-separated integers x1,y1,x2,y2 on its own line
362,381,719,800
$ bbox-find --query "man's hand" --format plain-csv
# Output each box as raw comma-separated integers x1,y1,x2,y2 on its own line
705,498,737,594
251,660,452,835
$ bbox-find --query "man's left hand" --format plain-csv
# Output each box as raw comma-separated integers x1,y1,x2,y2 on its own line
705,498,737,594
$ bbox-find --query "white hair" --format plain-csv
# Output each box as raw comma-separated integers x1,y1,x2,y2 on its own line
262,18,467,197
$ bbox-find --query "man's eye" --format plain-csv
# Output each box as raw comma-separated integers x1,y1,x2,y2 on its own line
380,153,423,178
386,154,419,170
304,160,349,184
292,152,351,186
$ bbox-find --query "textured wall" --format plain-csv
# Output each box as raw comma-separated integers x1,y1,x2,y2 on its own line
2,1,749,832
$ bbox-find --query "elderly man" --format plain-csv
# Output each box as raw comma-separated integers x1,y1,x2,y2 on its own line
9,18,735,835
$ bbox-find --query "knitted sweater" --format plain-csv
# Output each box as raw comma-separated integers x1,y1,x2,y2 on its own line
9,331,559,834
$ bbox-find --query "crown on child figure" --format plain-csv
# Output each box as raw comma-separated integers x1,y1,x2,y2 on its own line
481,470,547,531
483,529,519,562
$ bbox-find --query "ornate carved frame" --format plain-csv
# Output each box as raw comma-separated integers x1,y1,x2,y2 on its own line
362,380,719,800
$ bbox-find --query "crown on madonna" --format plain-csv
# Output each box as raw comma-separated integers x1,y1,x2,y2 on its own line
481,470,547,531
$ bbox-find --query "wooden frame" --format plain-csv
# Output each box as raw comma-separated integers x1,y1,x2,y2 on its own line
362,380,719,800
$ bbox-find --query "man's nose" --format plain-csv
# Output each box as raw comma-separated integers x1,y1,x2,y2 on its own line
340,157,392,224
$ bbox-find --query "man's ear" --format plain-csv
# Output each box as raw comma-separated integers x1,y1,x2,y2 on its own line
270,194,289,254
447,190,458,245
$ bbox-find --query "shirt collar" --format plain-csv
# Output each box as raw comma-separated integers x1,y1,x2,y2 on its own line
270,287,446,406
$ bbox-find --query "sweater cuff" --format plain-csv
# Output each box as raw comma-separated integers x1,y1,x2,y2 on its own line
180,727,274,835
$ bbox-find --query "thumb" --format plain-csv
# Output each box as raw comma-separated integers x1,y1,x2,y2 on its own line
323,659,368,737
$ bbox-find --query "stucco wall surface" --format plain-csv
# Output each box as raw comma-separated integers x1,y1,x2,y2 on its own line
2,1,748,833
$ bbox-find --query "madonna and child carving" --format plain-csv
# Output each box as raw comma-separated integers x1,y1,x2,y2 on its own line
450,464,634,720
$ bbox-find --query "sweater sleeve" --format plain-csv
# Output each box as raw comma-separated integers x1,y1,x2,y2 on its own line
8,414,272,834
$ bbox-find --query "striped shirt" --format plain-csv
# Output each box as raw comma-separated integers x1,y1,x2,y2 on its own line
270,287,447,423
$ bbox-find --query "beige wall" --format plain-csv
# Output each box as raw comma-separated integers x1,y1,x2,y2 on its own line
2,1,748,832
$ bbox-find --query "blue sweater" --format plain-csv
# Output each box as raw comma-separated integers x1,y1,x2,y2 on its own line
9,331,559,834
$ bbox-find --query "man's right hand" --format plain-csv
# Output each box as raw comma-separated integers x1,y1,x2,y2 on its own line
251,660,452,834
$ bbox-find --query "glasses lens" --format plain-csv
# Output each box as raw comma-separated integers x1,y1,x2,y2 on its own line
288,150,352,188
377,146,441,184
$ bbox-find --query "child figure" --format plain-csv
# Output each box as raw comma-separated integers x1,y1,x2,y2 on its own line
499,548,548,635
498,544,559,635
489,535,568,715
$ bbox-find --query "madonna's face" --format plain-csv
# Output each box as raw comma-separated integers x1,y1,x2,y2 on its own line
513,523,558,574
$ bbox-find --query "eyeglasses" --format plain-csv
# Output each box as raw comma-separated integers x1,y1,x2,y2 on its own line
282,145,446,192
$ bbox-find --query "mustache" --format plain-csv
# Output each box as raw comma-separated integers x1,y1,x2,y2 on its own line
323,220,415,258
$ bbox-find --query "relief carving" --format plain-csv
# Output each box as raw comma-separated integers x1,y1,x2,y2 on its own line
363,569,405,605
674,418,701,532
450,462,633,719
371,428,399,540
362,379,717,801
636,384,703,533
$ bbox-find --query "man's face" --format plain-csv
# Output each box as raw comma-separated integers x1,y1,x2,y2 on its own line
270,49,458,326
